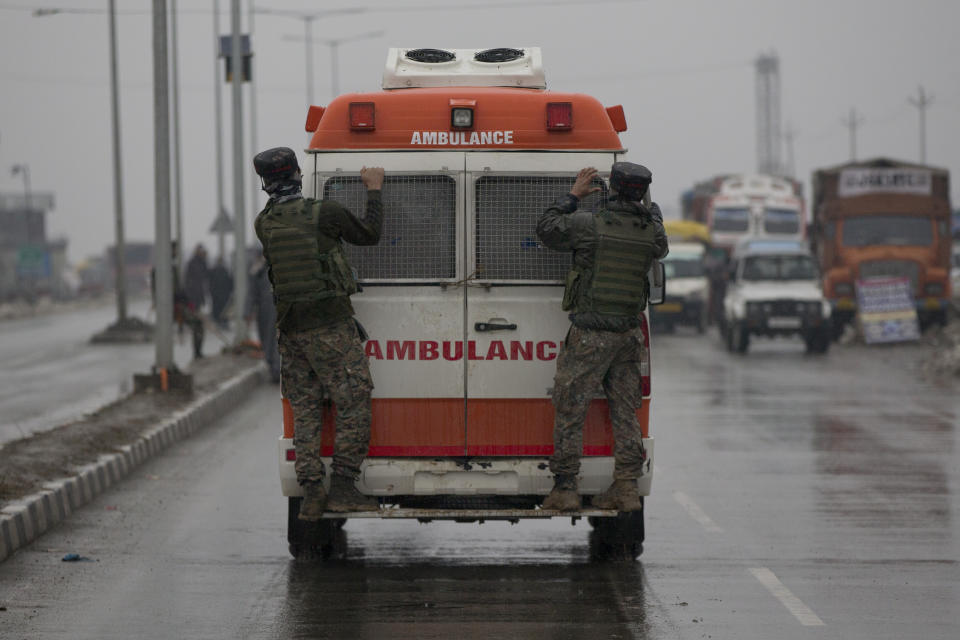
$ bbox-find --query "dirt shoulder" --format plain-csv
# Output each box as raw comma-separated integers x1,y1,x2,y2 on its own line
0,352,264,509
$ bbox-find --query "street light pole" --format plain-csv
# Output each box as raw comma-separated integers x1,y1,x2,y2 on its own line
247,0,260,224
170,0,184,268
230,0,247,344
152,0,174,371
304,15,314,106
108,0,127,322
213,0,226,259
10,164,32,214
282,30,384,102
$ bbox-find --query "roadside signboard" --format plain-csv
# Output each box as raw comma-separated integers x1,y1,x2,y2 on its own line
15,244,51,278
856,277,920,344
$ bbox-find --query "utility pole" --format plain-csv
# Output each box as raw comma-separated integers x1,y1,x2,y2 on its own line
230,0,247,344
170,0,184,268
152,0,174,372
840,108,864,161
107,0,128,327
908,86,933,164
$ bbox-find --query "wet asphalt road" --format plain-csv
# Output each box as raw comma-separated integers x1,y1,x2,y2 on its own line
0,301,225,446
1,328,958,639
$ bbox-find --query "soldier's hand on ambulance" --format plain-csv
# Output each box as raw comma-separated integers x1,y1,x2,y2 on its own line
570,167,601,199
361,166,385,191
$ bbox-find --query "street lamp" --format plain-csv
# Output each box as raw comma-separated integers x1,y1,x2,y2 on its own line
33,2,149,338
10,164,32,213
253,7,365,107
282,30,384,100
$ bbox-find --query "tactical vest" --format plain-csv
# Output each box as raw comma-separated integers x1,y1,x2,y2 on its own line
257,198,357,303
563,207,658,316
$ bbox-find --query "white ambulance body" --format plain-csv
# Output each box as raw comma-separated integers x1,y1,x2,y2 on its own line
277,48,661,559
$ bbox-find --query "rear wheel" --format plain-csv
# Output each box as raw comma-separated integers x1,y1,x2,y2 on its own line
287,497,347,560
588,502,644,562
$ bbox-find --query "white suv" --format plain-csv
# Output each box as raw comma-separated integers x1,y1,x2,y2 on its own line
721,240,831,354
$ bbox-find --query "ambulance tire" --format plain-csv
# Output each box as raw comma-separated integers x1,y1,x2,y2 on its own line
287,497,347,560
588,504,644,562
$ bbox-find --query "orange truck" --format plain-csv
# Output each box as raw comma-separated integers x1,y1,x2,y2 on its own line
279,48,665,560
810,158,952,335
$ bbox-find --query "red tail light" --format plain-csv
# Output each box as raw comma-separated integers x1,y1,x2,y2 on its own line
349,102,375,130
639,314,651,396
546,102,572,130
285,449,297,462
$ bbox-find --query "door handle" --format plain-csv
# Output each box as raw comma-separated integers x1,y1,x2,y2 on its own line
475,321,517,332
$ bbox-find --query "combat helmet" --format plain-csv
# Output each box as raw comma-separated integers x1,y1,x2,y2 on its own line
609,162,652,201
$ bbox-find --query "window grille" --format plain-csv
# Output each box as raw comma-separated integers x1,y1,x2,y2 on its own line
323,175,457,281
475,176,607,281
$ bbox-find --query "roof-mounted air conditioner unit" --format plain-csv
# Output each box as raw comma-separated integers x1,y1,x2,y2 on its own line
382,47,546,89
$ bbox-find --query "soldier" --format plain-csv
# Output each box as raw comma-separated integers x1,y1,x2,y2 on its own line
536,163,669,512
252,146,384,518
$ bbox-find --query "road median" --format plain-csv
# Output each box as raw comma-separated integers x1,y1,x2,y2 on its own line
1,353,266,563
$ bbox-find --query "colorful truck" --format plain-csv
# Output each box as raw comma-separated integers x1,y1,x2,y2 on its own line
810,158,952,334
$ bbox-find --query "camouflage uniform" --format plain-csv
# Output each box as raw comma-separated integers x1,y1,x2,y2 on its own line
278,317,373,481
255,184,382,485
537,191,669,481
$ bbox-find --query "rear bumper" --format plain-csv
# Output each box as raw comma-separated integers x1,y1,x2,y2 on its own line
278,438,654,498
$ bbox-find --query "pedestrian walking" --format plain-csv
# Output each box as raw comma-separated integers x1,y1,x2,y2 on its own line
209,256,233,328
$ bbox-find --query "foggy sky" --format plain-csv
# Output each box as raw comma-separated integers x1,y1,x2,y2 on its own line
1,0,958,264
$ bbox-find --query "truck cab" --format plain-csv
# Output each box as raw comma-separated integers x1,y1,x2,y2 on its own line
722,239,831,354
277,48,664,560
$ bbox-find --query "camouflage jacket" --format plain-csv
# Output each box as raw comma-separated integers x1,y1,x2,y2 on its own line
537,193,669,331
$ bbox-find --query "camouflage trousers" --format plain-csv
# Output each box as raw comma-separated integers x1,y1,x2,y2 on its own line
550,324,647,480
278,317,374,483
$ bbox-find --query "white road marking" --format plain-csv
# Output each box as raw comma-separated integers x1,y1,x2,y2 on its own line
749,567,825,626
672,490,723,532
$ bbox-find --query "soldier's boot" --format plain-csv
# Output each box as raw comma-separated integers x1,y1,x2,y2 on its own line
297,481,328,521
592,479,642,512
325,474,379,512
542,475,581,512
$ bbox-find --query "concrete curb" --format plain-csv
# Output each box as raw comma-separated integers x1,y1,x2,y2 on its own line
0,365,266,563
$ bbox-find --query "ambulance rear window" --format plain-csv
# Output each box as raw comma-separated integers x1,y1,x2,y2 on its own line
475,176,607,282
323,175,457,281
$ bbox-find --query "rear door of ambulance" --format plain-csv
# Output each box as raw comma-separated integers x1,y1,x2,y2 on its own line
463,152,618,458
311,151,626,467
312,152,467,457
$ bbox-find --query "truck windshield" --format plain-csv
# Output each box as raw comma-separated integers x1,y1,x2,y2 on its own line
664,257,704,278
712,207,749,232
742,255,817,281
764,208,800,234
842,215,933,247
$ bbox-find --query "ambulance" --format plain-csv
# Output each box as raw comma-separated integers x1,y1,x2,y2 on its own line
278,48,665,560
